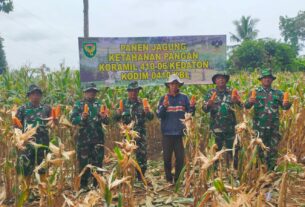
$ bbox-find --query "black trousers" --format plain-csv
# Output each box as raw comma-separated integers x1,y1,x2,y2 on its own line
214,132,238,169
162,135,185,182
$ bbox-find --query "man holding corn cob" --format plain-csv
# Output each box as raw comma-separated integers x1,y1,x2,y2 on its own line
245,68,291,170
70,82,109,189
114,81,154,180
157,74,196,184
14,84,51,199
203,72,241,168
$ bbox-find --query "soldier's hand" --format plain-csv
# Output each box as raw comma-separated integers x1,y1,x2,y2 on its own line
231,95,240,104
283,101,290,107
82,112,89,120
99,112,107,119
207,99,214,107
144,106,150,113
249,97,256,104
116,109,122,115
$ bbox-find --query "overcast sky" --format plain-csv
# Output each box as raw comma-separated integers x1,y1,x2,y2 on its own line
0,0,304,70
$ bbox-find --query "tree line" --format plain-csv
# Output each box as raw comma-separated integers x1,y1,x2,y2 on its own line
0,1,304,73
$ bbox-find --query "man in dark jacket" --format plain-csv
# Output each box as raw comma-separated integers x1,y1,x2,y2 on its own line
157,74,195,183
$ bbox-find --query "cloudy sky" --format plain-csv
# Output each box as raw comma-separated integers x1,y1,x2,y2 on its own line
0,0,303,70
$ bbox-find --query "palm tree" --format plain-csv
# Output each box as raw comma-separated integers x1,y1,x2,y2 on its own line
0,0,13,73
230,16,259,43
83,0,89,38
0,37,7,73
0,0,13,13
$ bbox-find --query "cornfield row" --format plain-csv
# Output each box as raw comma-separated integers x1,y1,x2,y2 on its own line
0,67,305,206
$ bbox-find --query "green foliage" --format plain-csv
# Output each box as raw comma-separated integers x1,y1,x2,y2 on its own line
293,57,305,71
117,193,123,207
1,67,305,205
264,40,297,71
228,39,298,72
174,165,186,193
276,162,303,174
114,146,124,161
228,40,265,72
0,37,7,74
213,178,231,203
279,10,305,52
0,67,82,106
230,16,259,43
0,0,13,74
104,186,113,207
0,0,13,13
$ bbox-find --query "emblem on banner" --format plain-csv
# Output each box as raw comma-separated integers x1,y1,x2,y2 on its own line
83,42,97,58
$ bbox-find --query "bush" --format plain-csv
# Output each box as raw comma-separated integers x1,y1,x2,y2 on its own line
228,39,298,72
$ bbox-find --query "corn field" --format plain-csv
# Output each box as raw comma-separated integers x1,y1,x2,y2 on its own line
0,67,305,207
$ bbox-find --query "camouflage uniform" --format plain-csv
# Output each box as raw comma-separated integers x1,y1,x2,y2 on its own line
244,69,291,170
203,87,240,145
16,85,51,176
203,82,241,167
114,82,154,177
70,83,109,188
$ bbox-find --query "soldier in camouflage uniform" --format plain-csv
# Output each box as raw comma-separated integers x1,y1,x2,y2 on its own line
245,68,291,170
15,84,51,198
70,83,109,188
113,81,154,179
203,72,241,168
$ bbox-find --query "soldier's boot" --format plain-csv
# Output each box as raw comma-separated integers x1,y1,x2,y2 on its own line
233,146,239,170
136,169,146,182
136,172,141,181
80,176,89,190
225,152,231,169
93,179,98,188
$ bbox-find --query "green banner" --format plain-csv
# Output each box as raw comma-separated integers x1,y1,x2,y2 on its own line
79,35,226,86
